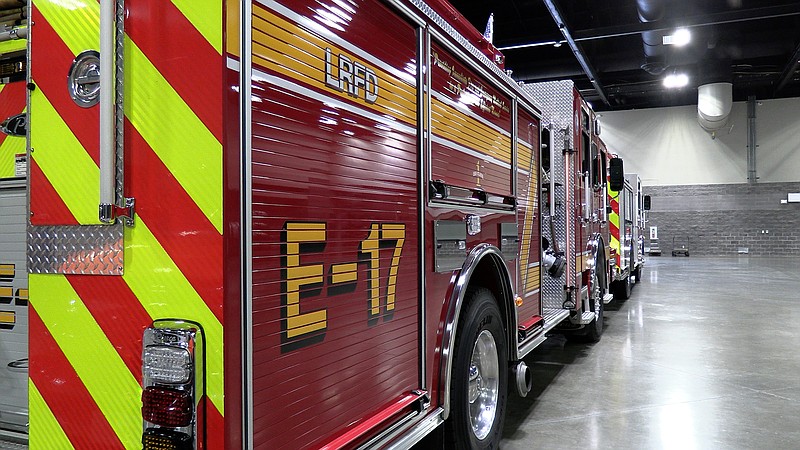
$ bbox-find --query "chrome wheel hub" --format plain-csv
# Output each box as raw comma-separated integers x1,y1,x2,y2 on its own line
468,329,499,440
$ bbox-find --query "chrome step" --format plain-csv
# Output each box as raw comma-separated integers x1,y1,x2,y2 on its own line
573,311,595,325
518,308,570,357
603,293,614,304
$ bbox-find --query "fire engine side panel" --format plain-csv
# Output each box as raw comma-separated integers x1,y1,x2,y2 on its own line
248,2,420,448
516,108,541,323
424,40,515,397
29,0,225,448
430,43,512,197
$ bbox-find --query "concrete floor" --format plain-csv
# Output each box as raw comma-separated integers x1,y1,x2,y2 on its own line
502,256,800,449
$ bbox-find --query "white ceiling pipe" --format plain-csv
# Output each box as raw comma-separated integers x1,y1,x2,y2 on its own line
698,82,733,133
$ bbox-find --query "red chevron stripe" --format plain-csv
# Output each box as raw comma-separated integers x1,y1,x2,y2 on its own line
0,82,26,147
610,222,620,240
126,119,224,322
126,0,222,143
30,308,124,448
31,12,223,322
67,275,153,382
29,158,78,225
610,198,619,214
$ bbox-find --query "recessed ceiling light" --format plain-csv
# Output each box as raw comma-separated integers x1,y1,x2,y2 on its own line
663,28,691,47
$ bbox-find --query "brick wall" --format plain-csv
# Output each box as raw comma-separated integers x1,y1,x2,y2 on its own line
644,182,800,256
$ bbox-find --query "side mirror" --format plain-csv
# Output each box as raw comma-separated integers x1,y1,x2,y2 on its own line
609,157,624,191
643,195,651,210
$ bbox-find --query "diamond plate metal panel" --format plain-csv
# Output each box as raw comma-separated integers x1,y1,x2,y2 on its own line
28,225,124,275
526,82,576,311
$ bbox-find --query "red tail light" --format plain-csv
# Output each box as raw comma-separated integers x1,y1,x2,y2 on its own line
142,386,193,427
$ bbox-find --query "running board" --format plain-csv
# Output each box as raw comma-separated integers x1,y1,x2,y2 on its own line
603,293,614,304
572,311,595,325
518,308,570,358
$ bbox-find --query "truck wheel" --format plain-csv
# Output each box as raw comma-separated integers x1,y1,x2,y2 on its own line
612,274,631,300
445,288,507,450
583,270,604,342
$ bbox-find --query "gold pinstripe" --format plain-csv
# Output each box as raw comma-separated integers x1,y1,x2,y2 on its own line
35,0,223,233
28,380,76,450
171,0,222,53
29,90,101,224
517,140,537,296
30,274,142,448
123,219,224,414
251,10,417,124
432,99,512,164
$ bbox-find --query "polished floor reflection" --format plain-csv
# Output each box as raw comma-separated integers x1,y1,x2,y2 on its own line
502,256,800,449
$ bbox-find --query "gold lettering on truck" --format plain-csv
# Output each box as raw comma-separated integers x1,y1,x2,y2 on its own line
324,48,379,104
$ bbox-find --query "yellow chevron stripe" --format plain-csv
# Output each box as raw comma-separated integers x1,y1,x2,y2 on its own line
36,0,223,234
0,38,26,55
0,134,25,179
125,38,223,233
432,99,512,164
29,380,76,450
252,9,417,125
30,274,141,448
35,0,100,53
123,217,224,414
29,90,101,224
171,0,222,53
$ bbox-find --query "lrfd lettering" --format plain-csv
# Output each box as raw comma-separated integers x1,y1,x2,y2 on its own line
325,48,379,104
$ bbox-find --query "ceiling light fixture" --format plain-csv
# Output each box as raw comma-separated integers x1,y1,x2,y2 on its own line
663,28,691,47
663,73,689,88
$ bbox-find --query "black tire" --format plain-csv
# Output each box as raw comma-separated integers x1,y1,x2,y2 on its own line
631,266,641,284
612,274,631,300
445,288,508,450
583,270,604,342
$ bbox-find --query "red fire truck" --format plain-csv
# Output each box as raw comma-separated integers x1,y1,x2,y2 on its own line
526,81,623,342
0,0,631,449
608,172,649,298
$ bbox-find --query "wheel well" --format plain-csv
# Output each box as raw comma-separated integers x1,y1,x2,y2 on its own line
466,254,514,355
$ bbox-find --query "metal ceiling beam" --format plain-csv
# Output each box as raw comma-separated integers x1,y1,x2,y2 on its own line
572,4,800,42
774,40,800,94
541,0,610,105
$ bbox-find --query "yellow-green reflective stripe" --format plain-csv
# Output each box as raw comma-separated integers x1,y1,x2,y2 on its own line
0,38,26,55
34,0,100,54
171,0,222,54
29,380,76,450
0,136,24,179
36,0,223,233
30,90,100,224
123,217,224,414
30,274,141,448
125,37,222,233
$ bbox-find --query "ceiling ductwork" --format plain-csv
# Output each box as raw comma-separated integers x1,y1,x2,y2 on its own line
697,82,733,134
636,0,667,75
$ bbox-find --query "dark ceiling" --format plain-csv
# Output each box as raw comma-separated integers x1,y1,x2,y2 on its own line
447,0,800,111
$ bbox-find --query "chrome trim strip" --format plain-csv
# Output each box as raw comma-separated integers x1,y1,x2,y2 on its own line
417,24,427,391
385,408,444,450
240,0,254,448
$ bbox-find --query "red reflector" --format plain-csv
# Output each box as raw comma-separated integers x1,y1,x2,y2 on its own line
142,387,193,428
142,428,192,450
